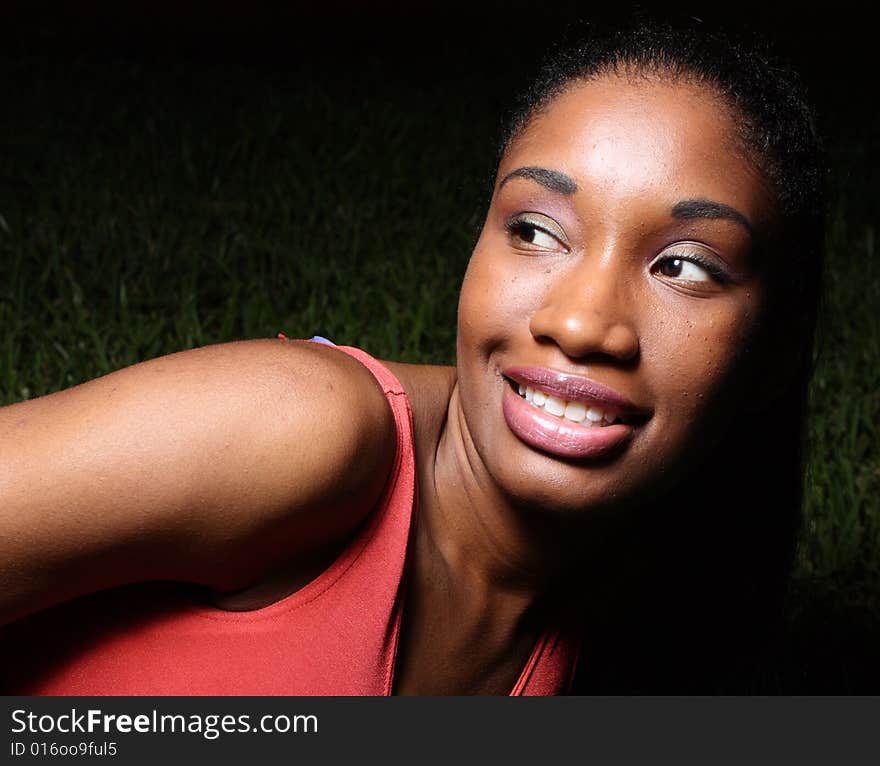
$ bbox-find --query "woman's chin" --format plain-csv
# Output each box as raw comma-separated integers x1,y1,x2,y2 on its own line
487,450,647,521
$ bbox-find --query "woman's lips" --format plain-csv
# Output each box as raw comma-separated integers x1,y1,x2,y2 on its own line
501,383,635,460
503,365,647,419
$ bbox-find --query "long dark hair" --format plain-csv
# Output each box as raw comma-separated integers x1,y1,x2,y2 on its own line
499,15,827,692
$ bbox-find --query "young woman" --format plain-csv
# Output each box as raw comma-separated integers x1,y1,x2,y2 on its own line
0,19,824,694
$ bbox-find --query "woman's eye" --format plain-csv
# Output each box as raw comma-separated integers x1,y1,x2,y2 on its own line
657,257,711,282
505,215,568,252
652,249,729,286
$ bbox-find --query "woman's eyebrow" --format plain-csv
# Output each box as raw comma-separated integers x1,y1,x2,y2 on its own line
496,172,754,236
671,198,754,236
498,166,579,195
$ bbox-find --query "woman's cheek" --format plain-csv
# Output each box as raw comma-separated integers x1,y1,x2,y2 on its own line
457,249,531,353
647,301,757,453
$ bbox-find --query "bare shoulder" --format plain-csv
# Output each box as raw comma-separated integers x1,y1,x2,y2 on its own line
101,337,399,514
240,338,398,520
0,338,400,619
151,338,401,610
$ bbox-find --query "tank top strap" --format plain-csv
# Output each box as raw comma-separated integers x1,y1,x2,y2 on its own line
332,345,407,398
278,334,407,398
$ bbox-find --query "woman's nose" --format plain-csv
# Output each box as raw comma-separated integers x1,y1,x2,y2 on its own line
528,259,640,362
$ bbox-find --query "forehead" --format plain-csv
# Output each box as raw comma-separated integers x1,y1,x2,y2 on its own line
500,76,775,228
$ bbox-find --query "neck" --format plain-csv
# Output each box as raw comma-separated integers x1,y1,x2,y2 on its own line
423,384,581,603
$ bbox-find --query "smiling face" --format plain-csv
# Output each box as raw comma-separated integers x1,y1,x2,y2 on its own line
455,74,779,518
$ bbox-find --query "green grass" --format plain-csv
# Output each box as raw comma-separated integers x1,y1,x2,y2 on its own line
801,215,879,585
1,54,878,688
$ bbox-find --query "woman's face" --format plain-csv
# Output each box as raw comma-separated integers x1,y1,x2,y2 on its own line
456,75,777,518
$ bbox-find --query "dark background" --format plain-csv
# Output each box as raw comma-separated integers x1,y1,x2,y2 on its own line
0,2,875,108
2,1,876,215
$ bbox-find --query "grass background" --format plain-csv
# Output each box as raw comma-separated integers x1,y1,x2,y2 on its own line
1,4,877,690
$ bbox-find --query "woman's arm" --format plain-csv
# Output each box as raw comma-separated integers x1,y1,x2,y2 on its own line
0,338,396,626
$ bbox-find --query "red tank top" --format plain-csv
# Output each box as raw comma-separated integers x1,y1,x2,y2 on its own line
0,344,581,695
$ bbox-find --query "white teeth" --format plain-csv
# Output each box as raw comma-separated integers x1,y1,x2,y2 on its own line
515,382,620,426
564,401,587,422
585,407,604,423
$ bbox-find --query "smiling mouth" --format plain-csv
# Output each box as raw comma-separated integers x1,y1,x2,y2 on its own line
504,376,636,427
